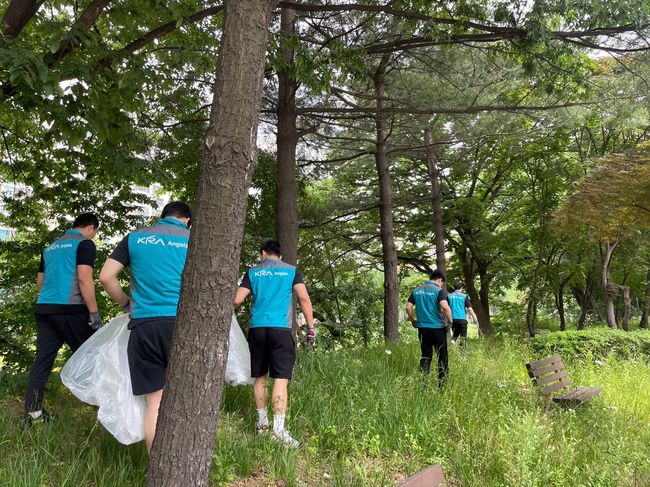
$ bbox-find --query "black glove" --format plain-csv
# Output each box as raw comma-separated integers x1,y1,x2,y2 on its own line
410,319,418,329
88,312,103,330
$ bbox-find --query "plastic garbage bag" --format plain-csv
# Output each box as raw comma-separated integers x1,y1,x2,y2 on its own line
61,313,252,445
226,315,254,386
60,314,145,445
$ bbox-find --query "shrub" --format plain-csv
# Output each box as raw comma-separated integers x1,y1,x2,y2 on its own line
531,328,650,360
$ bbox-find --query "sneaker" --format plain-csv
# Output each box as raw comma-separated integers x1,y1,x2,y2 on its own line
21,410,54,429
271,429,300,448
256,423,270,436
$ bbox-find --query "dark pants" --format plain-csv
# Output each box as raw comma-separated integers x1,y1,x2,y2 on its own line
418,327,448,385
25,313,93,412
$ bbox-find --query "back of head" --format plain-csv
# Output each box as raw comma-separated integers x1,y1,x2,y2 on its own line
260,239,282,257
429,269,446,282
161,201,192,220
73,212,99,229
454,281,463,291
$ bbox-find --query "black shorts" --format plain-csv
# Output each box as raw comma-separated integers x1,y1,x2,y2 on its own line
127,318,175,395
452,319,468,338
248,327,296,379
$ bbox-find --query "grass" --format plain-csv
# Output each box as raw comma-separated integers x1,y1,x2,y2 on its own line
1,327,649,486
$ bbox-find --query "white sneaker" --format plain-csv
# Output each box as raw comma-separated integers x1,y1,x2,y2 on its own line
256,423,270,436
271,429,300,448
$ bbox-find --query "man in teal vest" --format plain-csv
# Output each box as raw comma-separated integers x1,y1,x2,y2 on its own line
24,213,101,425
448,282,478,348
406,269,453,386
235,240,315,448
100,201,191,452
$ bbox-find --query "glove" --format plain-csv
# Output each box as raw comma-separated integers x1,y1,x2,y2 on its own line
88,312,103,330
306,328,316,346
410,320,418,329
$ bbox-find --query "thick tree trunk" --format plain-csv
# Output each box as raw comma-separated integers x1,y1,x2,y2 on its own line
2,0,44,39
526,297,537,338
424,129,446,273
146,2,276,486
641,265,650,329
556,281,566,331
458,246,492,335
275,6,299,266
621,285,631,331
374,56,399,342
602,240,619,329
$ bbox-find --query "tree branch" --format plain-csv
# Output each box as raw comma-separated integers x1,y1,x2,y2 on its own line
1,0,44,39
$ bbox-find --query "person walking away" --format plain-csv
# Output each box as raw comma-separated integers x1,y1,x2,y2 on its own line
99,201,190,452
448,282,478,349
24,213,102,425
405,269,453,386
234,240,315,447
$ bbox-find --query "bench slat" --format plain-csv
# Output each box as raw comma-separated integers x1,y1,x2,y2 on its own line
527,355,562,371
529,361,565,378
535,370,569,386
554,386,587,402
540,378,573,395
570,386,602,404
398,464,445,487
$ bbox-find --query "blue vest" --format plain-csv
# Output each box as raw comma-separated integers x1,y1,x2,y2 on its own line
248,259,297,329
412,281,444,328
37,229,89,306
128,218,189,319
448,291,468,320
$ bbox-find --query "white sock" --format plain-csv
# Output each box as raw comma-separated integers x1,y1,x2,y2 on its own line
273,414,285,434
256,407,269,426
28,410,42,419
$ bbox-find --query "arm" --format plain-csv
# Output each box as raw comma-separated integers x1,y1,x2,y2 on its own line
37,272,44,291
294,283,314,328
439,300,453,324
234,287,250,306
77,265,99,313
99,258,130,308
469,307,478,323
406,302,416,323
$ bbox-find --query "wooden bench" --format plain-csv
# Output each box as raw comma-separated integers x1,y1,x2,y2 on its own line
526,354,602,406
397,464,445,486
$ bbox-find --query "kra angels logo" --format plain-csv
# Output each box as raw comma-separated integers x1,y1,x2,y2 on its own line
254,270,274,277
137,235,166,246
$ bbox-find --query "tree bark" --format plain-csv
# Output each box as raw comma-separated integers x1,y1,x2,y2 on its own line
526,297,537,338
602,240,619,329
621,285,631,331
458,245,492,334
556,278,567,331
640,264,650,329
1,0,44,39
275,6,299,266
146,1,276,486
374,55,399,342
424,128,446,273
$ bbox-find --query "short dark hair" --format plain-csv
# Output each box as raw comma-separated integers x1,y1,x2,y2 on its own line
430,269,446,282
260,239,282,257
161,201,192,219
454,282,463,290
73,212,99,229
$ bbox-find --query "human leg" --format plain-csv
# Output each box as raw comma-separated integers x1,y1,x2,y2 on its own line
268,329,298,447
419,328,434,374
431,328,449,386
144,389,163,452
24,315,64,414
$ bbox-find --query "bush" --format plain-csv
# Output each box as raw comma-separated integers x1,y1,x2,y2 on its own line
531,328,650,360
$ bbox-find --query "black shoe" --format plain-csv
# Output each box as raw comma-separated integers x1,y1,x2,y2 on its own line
21,410,55,429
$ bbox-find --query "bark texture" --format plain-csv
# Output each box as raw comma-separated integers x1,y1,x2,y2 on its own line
276,6,299,266
374,56,399,342
424,128,446,273
602,240,619,329
2,0,44,39
146,1,276,485
640,264,650,329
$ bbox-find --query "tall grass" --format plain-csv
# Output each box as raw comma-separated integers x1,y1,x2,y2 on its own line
1,329,649,486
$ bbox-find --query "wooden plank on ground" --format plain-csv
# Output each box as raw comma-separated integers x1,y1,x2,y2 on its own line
398,464,446,487
527,355,562,371
541,378,573,396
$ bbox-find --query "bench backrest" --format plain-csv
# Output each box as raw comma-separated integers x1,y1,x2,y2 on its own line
397,464,445,486
526,354,573,396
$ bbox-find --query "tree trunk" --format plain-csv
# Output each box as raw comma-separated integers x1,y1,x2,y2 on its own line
621,285,631,331
374,56,399,342
146,1,276,485
2,0,44,39
602,240,619,329
424,128,446,273
640,265,650,329
458,246,492,335
275,6,299,266
526,296,537,338
556,280,566,331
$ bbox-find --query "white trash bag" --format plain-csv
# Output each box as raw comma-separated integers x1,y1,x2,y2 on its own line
61,314,145,445
61,313,253,445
